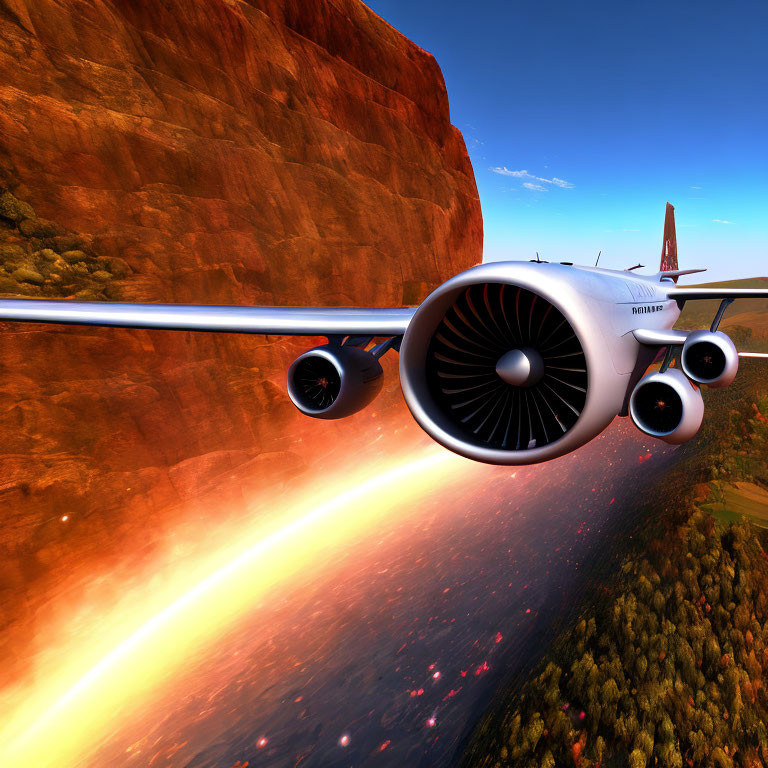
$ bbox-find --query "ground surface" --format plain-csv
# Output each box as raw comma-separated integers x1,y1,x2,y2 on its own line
79,422,677,768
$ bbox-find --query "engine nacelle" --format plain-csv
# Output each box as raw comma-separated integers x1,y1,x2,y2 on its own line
681,329,738,388
399,262,630,465
287,344,383,419
629,368,704,444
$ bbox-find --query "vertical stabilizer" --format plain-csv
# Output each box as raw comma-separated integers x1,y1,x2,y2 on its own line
660,202,678,278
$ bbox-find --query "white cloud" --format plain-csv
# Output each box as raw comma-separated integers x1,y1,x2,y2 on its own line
690,185,702,189
712,219,735,224
523,182,548,192
490,167,574,189
491,168,533,178
491,168,520,177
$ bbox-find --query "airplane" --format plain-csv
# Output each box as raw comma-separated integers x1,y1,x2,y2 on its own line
0,203,766,466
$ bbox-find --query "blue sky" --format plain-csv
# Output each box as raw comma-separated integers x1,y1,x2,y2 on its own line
366,0,767,281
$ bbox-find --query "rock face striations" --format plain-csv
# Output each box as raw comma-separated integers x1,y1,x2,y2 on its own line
0,0,481,671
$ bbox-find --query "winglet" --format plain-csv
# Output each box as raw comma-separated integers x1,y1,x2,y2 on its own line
659,202,678,278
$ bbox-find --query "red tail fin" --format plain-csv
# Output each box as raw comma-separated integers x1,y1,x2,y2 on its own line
660,202,678,278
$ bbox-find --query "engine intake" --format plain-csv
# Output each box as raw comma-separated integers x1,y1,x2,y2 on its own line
681,330,738,388
426,283,587,449
287,344,383,419
629,368,704,444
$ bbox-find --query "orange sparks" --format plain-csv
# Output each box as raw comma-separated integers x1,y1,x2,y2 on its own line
0,448,474,768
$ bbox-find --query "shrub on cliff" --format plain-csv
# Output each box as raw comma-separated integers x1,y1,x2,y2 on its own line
0,190,35,223
0,183,123,301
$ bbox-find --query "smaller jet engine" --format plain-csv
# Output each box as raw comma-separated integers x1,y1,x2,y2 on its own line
629,368,704,444
681,330,739,389
287,344,383,419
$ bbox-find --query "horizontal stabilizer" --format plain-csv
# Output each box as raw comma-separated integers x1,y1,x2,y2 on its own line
659,269,707,280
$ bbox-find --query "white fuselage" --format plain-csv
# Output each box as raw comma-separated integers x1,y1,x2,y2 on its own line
549,261,680,373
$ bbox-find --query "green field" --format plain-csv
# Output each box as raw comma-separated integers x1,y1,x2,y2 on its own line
702,482,768,529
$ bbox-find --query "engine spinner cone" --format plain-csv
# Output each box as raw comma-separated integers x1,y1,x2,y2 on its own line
495,347,544,387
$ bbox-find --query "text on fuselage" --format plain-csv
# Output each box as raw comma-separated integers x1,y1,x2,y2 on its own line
632,304,665,314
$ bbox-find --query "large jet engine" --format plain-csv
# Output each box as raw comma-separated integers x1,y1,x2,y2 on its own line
629,368,704,444
287,344,383,419
681,330,739,388
399,262,632,465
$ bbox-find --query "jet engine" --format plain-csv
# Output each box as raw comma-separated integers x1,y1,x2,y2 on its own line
399,262,630,465
629,368,704,444
287,344,383,419
681,329,738,388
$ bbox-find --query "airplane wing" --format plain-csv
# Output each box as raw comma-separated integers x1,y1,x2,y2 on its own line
636,286,768,358
633,328,690,346
632,327,768,358
0,298,415,337
668,287,768,300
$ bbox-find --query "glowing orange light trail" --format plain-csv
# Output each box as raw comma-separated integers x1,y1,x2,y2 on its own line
0,448,474,768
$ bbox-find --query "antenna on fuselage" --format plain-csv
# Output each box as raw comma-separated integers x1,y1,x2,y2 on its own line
595,250,601,267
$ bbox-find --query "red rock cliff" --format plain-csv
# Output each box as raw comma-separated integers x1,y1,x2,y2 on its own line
0,0,481,670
